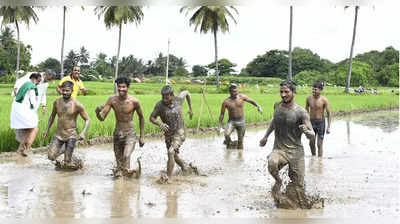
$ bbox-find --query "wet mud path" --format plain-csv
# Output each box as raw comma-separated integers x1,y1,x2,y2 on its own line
0,110,398,218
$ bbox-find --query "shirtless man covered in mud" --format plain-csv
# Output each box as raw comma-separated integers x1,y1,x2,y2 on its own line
259,80,315,209
150,85,194,177
305,81,331,157
95,77,145,178
43,81,90,169
218,84,263,149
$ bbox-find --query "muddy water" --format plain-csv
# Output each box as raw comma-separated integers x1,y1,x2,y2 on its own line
0,110,398,218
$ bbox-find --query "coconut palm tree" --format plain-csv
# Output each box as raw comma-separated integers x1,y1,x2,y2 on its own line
345,5,359,93
94,6,144,92
180,6,238,88
0,6,39,76
288,5,293,80
60,6,84,76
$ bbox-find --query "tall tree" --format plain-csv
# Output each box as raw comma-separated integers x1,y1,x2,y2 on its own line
94,6,144,92
288,5,293,80
0,6,39,76
180,6,238,88
60,7,84,76
78,46,90,65
345,5,359,93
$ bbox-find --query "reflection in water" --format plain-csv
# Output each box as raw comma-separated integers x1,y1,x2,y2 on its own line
224,149,244,162
308,157,323,175
45,172,76,217
165,189,178,218
110,178,140,217
346,120,351,145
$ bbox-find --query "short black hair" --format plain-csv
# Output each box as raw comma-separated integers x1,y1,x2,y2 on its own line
61,80,74,88
229,83,238,91
313,81,324,90
161,85,174,95
29,73,41,79
280,80,297,93
116,77,130,87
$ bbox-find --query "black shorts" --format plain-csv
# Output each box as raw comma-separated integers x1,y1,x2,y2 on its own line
311,119,325,140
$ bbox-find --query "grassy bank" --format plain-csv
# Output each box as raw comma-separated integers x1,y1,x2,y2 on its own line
0,81,398,152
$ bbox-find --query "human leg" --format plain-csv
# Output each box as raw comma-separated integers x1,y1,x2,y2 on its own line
121,130,136,170
224,121,234,147
317,138,324,157
165,136,175,177
48,137,65,161
288,154,309,208
25,127,38,150
236,125,246,149
64,139,77,164
268,150,288,194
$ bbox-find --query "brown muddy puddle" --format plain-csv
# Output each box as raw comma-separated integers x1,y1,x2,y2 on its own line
0,110,399,218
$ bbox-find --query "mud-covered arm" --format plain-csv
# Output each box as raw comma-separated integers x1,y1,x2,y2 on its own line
259,118,275,147
305,97,310,114
134,100,145,141
42,100,57,138
325,98,332,134
95,98,112,121
150,104,169,132
78,103,90,139
243,94,263,114
218,102,226,130
178,90,193,119
300,111,315,140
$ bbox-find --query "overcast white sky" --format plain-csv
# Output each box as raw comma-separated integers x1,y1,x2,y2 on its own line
10,0,399,72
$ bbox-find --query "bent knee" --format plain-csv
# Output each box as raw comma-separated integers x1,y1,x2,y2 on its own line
48,153,56,161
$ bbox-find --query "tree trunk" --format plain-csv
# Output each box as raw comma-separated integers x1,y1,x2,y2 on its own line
214,30,219,88
288,5,293,80
15,21,20,76
61,6,66,76
345,6,359,93
114,23,122,94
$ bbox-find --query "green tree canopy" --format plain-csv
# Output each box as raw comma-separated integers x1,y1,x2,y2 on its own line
207,58,236,76
37,57,61,73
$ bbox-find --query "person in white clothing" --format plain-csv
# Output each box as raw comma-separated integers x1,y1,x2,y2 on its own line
37,70,54,115
10,73,42,156
13,71,54,115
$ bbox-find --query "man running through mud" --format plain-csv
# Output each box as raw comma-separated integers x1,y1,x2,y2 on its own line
305,81,331,157
43,81,90,169
150,85,194,178
95,77,145,178
218,84,263,149
259,80,315,209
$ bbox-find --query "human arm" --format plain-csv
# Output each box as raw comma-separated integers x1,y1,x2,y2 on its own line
299,111,315,140
243,95,263,114
79,81,87,96
178,90,193,119
305,97,310,114
325,98,331,134
95,98,112,121
149,104,169,132
56,79,64,95
42,101,57,138
78,104,90,140
217,102,226,135
39,84,48,115
134,100,145,147
259,119,275,147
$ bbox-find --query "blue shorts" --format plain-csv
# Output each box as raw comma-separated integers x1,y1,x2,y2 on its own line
311,119,325,140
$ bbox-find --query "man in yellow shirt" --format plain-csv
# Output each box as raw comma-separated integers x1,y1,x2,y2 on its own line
57,66,87,98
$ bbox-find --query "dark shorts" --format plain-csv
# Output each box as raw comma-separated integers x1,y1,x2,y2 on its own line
311,119,325,140
48,137,77,160
165,129,185,154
